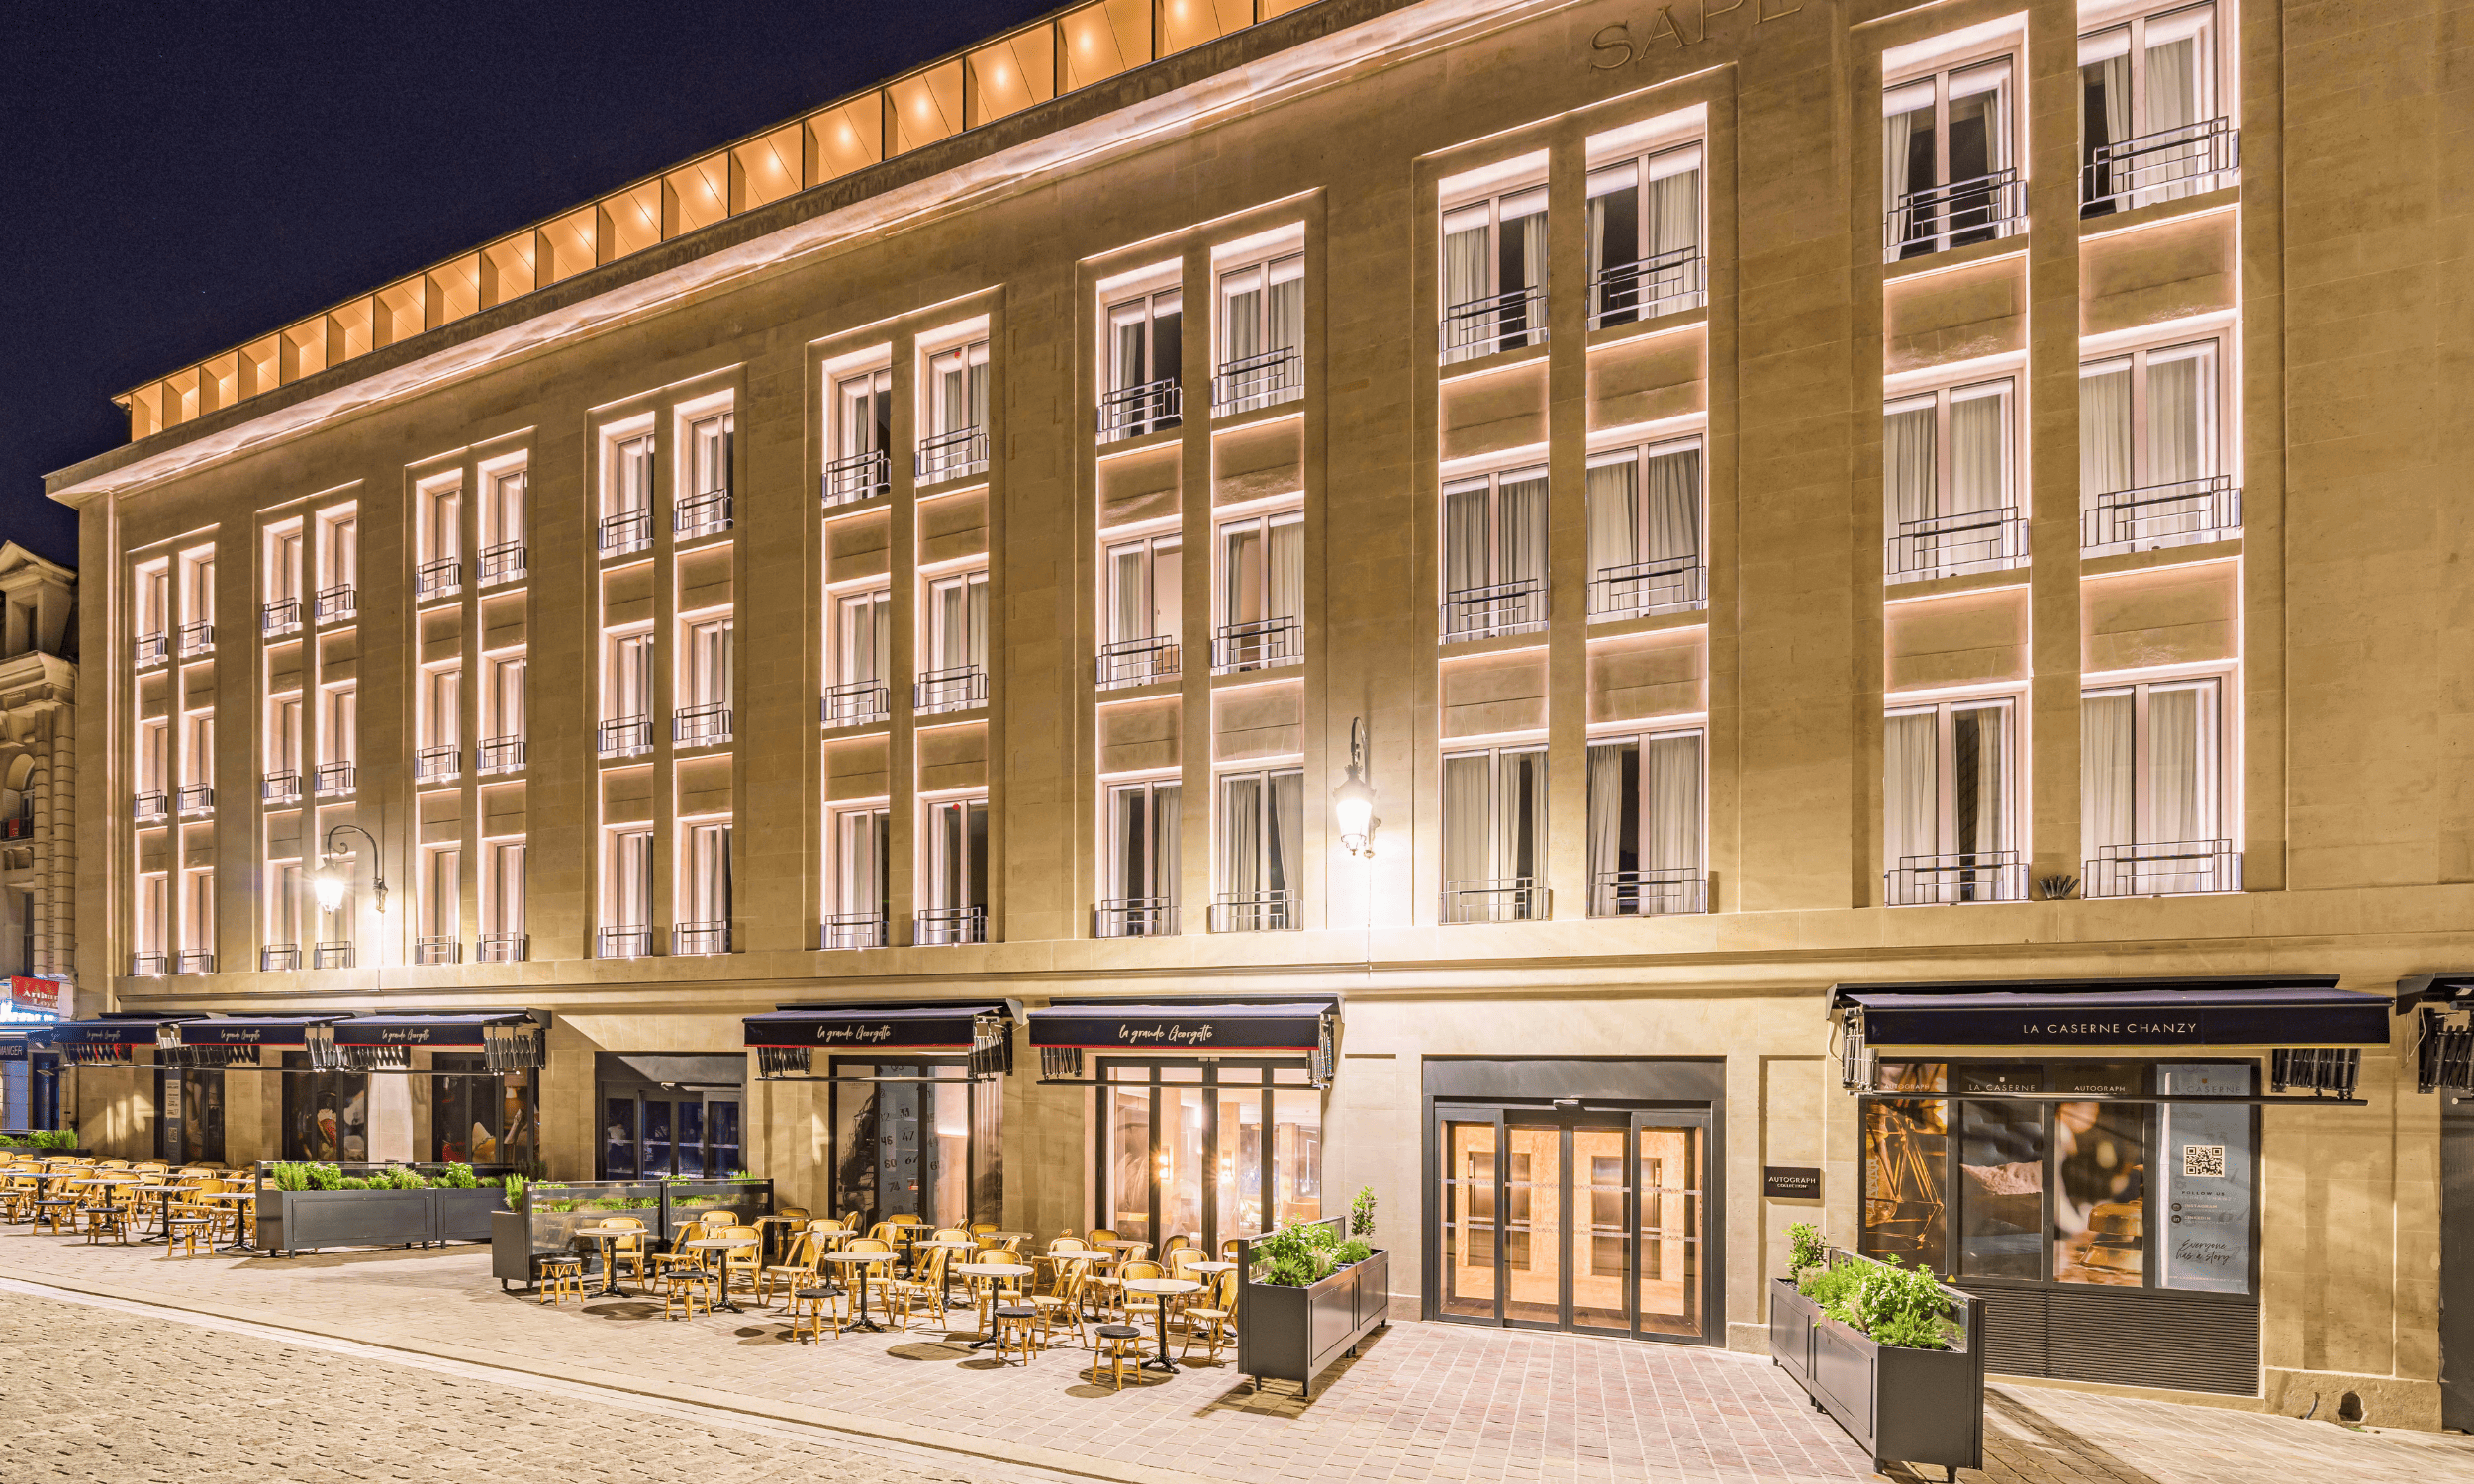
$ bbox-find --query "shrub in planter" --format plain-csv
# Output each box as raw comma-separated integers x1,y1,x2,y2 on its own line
1774,1245,1981,1478
1786,1221,1827,1280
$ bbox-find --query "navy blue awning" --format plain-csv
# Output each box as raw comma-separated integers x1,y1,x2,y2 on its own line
744,1000,1017,1050
163,1015,345,1048
39,1014,205,1048
1833,976,2389,1048
330,1011,544,1048
1029,996,1338,1054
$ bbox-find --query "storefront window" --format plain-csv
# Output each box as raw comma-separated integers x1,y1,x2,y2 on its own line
1956,1065,2044,1279
1859,1060,1949,1271
282,1052,367,1161
430,1053,538,1167
1098,1058,1322,1251
828,1057,998,1230
155,1068,225,1165
2156,1062,2252,1292
2052,1063,2145,1285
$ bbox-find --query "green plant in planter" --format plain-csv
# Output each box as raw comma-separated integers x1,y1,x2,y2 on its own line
502,1172,527,1209
32,1129,76,1151
1786,1221,1827,1278
305,1162,343,1191
1848,1255,1951,1351
1797,1259,1865,1327
1350,1185,1377,1238
1252,1223,1336,1286
435,1162,478,1189
1336,1237,1373,1265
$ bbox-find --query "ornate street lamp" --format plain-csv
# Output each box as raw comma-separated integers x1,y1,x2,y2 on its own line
313,823,387,914
1334,717,1380,858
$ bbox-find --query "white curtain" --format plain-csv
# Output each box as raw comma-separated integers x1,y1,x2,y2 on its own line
2080,365,2133,503
2149,686,2207,843
1443,754,1491,884
1268,771,1302,896
1268,518,1303,622
1498,472,1549,590
2082,692,2136,882
1587,458,1639,604
1644,447,1700,566
1647,733,1702,877
1647,161,1700,306
1221,775,1262,896
967,577,989,670
1444,483,1491,599
1951,704,2007,857
2145,37,2198,133
1586,742,1632,906
1884,712,1940,887
1443,211,1489,312
1885,404,1937,529
1219,269,1262,369
2146,352,2203,483
1949,389,2007,513
1110,546,1147,644
1153,785,1182,906
1266,258,1303,354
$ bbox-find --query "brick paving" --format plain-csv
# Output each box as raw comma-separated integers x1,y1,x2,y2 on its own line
3,1234,2470,1483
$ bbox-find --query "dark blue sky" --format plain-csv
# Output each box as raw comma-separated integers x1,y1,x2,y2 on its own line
0,0,1055,570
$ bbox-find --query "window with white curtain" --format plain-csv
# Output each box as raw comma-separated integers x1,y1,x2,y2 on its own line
181,866,215,965
180,710,214,808
1883,698,2021,904
1443,465,1549,639
921,571,990,712
604,828,654,955
828,586,894,723
603,630,654,754
679,411,734,535
180,549,216,634
137,562,170,647
420,846,461,954
482,652,525,771
679,822,731,952
678,616,733,743
265,525,302,605
2080,338,2234,551
1104,289,1182,440
1586,143,1705,326
828,366,895,502
602,432,655,555
1884,378,2023,579
1216,251,1304,413
321,684,356,768
2083,677,2234,895
268,860,302,949
1102,533,1182,686
420,664,460,755
1586,440,1704,618
1586,730,1705,915
921,796,990,941
137,873,168,961
1215,768,1302,930
317,510,358,593
137,717,168,804
1215,509,1303,672
483,840,526,957
418,480,461,590
1442,746,1548,922
1884,58,2019,258
2081,5,2229,216
1442,184,1549,361
920,339,990,480
481,465,526,558
1101,778,1181,935
265,695,301,780
827,804,890,944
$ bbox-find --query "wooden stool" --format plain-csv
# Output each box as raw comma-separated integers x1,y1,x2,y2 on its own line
1091,1324,1146,1390
787,1282,842,1343
538,1256,585,1306
991,1303,1041,1365
34,1199,75,1236
167,1214,215,1256
661,1267,714,1320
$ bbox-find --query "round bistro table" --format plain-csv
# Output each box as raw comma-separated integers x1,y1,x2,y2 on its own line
815,1250,895,1332
1118,1276,1204,1373
681,1236,757,1314
952,1261,1035,1348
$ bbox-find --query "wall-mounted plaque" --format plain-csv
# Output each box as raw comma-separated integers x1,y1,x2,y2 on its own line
1764,1165,1821,1200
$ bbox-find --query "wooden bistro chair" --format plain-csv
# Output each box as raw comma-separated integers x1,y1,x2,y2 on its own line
715,1225,764,1298
1031,1254,1094,1351
757,1229,820,1307
1180,1265,1240,1364
1114,1259,1168,1332
647,1220,710,1281
600,1216,650,1285
1,1170,39,1222
165,1182,222,1256
885,1240,955,1332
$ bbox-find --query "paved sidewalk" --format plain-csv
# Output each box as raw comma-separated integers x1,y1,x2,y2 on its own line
3,1235,2469,1484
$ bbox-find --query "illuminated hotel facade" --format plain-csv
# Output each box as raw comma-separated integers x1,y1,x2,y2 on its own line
43,0,2474,1427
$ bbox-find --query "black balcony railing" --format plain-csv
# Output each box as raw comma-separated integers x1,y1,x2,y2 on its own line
821,448,892,507
312,942,355,970
478,540,527,587
1442,283,1548,364
173,951,216,975
259,944,301,972
1211,615,1302,674
597,716,653,758
598,925,655,959
312,761,355,796
175,783,215,815
1589,246,1706,329
476,932,528,963
413,936,460,966
313,584,357,623
821,911,889,950
1886,167,2027,261
674,490,733,539
261,598,302,635
2082,476,2242,553
414,745,460,783
134,790,168,822
915,905,988,945
477,735,526,775
1098,635,1181,690
131,952,168,977
598,509,653,557
1885,850,2029,906
821,681,892,728
914,665,988,714
1591,869,1709,917
674,702,732,747
2084,118,2239,217
262,769,302,802
415,557,462,601
1094,897,1178,938
1441,578,1547,642
1885,508,2029,581
674,921,730,956
1442,878,1551,924
1588,555,1706,620
1212,346,1303,417
136,631,168,667
176,620,215,657
1207,890,1296,932
1099,379,1182,442
2084,839,2243,899
914,425,988,483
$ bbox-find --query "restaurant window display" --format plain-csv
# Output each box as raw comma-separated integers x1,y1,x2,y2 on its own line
428,1053,538,1167
153,1067,225,1165
282,1052,369,1161
828,1055,1001,1230
1098,1059,1322,1251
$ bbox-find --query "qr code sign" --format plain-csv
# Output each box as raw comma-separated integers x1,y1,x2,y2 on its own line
2182,1144,2227,1178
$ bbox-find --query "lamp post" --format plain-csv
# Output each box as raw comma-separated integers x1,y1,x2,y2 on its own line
1334,717,1380,858
314,823,387,914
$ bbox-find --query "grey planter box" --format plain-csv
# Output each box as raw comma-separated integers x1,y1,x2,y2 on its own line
1238,1249,1389,1398
1770,1275,1984,1478
260,1188,434,1257
432,1187,510,1243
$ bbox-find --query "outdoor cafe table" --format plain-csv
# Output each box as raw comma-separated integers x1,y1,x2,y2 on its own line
573,1224,642,1298
682,1236,757,1314
952,1261,1034,1348
1119,1276,1204,1373
199,1189,255,1252
132,1184,188,1246
815,1251,893,1332
913,1239,979,1309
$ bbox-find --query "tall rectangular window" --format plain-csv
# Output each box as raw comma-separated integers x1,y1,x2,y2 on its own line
920,339,990,480
482,652,525,771
137,873,168,962
1585,730,1705,915
180,710,214,809
602,431,655,555
2083,677,2234,895
605,828,654,956
603,630,654,755
179,549,216,642
266,526,303,606
483,839,527,958
1215,251,1303,413
679,411,734,537
2080,339,2234,551
1101,779,1181,936
181,866,215,964
137,563,170,649
1586,441,1703,618
2082,5,2230,216
418,480,462,597
827,804,891,945
1884,58,2019,258
827,586,893,725
1214,510,1302,672
1884,698,2020,903
320,684,356,771
921,796,989,942
828,366,894,503
920,571,990,713
679,821,731,953
419,664,461,776
482,466,526,556
1101,534,1181,687
1215,768,1301,930
1103,289,1182,440
419,845,461,959
1442,747,1548,922
138,717,169,801
1442,466,1549,640
1442,184,1548,362
678,616,733,745
316,510,357,619
1885,378,2022,579
1586,143,1704,326
267,860,302,951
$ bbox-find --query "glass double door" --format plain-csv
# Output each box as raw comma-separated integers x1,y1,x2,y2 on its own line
602,1089,741,1178
1437,1106,1712,1342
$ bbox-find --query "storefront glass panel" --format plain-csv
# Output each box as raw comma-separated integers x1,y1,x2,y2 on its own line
825,1058,999,1231
1956,1064,2045,1278
1860,1061,1950,1270
1097,1058,1321,1252
1272,1085,1322,1227
1573,1126,1627,1331
1637,1122,1701,1336
282,1052,368,1161
1441,1119,1498,1318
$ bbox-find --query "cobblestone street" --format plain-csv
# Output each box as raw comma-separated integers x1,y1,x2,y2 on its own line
3,1238,2471,1483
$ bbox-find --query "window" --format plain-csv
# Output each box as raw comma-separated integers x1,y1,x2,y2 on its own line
179,711,214,812
601,630,654,756
136,562,170,661
601,431,655,556
678,411,734,537
919,339,990,481
1102,288,1182,441
1884,59,2021,259
417,480,462,599
430,1051,537,1166
1884,698,2021,903
1101,533,1181,687
1442,747,1549,922
1885,378,2023,579
481,653,525,772
677,616,732,745
180,865,215,968
829,1051,999,1230
317,684,355,793
1099,1060,1321,1253
418,846,460,963
1215,252,1303,414
920,796,989,943
418,664,460,781
136,872,168,972
264,525,303,613
827,366,894,503
481,839,527,960
919,571,989,712
2080,339,2236,551
281,1053,368,1160
678,821,731,954
826,803,890,947
603,828,654,957
1443,466,1549,640
2083,676,2235,895
827,587,893,724
1214,767,1301,930
1214,510,1302,672
480,464,527,584
1586,143,1704,326
1586,730,1705,915
316,510,357,618
2082,5,2233,216
1442,184,1548,362
1099,779,1180,936
1586,441,1704,618
178,549,216,652
266,860,302,958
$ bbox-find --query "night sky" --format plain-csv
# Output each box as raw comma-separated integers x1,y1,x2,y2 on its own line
0,1,1056,570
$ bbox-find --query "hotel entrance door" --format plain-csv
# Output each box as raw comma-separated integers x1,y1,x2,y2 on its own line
1435,1105,1712,1342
